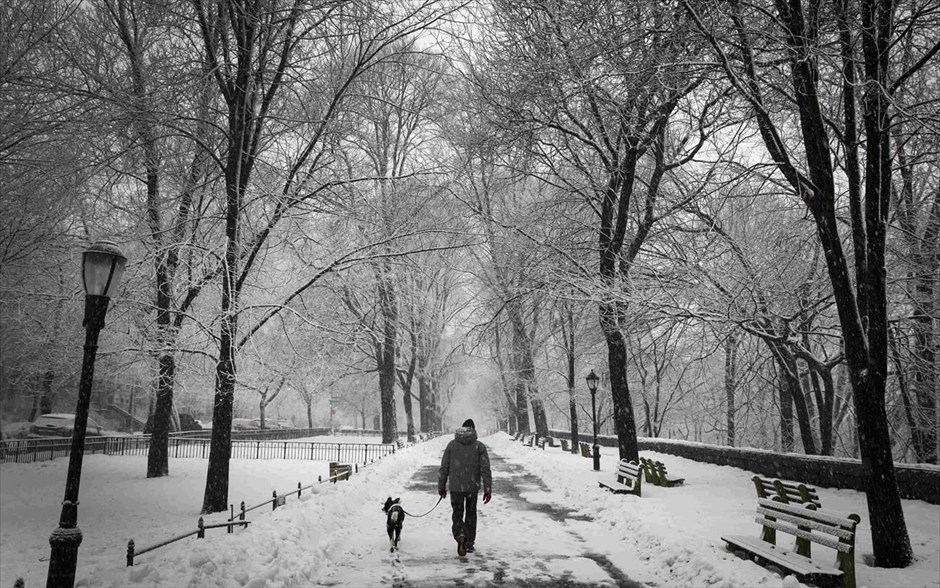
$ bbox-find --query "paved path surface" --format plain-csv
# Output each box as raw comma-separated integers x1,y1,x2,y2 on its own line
319,448,643,587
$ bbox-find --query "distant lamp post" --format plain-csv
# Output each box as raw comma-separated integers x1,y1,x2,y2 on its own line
47,240,126,588
586,370,600,471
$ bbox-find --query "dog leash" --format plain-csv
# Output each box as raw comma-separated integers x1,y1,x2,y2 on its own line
401,496,443,518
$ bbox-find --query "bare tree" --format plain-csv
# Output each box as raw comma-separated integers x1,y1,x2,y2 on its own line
470,0,709,460
680,0,940,565
193,0,462,512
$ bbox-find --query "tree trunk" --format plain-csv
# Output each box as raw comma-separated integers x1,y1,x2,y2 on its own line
147,355,175,477
259,394,266,429
202,118,243,513
203,306,236,513
780,351,818,455
377,274,399,444
418,373,430,434
401,381,416,442
778,363,795,452
816,368,835,455
418,366,432,433
39,369,55,416
601,305,640,463
147,254,177,477
568,338,579,453
725,332,738,446
513,375,530,434
508,300,544,436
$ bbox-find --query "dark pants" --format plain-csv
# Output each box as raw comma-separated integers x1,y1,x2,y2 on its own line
450,492,478,546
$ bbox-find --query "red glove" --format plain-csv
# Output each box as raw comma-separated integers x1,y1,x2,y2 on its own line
483,491,492,504
439,488,447,499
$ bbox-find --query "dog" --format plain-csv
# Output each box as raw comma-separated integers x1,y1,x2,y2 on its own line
382,496,406,551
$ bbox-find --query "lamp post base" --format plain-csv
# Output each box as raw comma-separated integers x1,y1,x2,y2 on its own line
47,526,83,588
592,444,600,471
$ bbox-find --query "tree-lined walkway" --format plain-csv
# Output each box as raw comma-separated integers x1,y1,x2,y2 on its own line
315,447,642,587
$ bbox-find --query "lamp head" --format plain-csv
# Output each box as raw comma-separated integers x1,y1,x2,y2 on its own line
586,370,599,393
82,240,127,298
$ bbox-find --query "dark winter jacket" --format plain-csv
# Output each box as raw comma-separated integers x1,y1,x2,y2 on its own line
438,427,492,494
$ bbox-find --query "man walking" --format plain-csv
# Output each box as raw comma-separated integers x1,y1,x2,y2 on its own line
438,418,492,556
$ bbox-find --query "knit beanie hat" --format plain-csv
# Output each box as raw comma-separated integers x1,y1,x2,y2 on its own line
462,419,475,430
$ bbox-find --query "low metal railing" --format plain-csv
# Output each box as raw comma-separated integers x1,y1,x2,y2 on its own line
127,456,393,566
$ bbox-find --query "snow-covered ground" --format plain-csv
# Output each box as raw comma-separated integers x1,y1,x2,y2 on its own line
1,432,937,587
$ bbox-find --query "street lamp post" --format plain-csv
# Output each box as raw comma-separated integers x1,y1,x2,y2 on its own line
586,370,600,471
47,240,126,588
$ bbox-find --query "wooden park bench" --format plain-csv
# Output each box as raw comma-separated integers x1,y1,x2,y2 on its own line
329,462,352,481
638,457,684,487
579,442,592,458
598,459,642,496
560,439,570,452
536,437,547,450
638,457,659,483
722,498,860,588
512,432,522,441
753,476,821,507
651,459,684,487
524,434,536,447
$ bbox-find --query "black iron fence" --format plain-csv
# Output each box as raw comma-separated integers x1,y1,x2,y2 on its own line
0,433,396,464
125,438,432,567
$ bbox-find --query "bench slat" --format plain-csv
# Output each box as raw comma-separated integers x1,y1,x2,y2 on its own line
722,535,843,576
753,476,821,506
616,464,640,475
756,506,855,540
758,498,858,529
754,517,850,553
755,479,818,497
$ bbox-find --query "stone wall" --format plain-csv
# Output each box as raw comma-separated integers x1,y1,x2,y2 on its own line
549,430,940,504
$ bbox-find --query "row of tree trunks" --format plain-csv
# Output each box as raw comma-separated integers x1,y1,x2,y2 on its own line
682,0,915,565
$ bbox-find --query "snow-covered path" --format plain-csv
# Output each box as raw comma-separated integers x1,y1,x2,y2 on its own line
317,449,641,587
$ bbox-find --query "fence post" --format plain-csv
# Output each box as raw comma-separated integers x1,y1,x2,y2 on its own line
283,442,288,460
310,442,314,461
336,443,341,462
297,482,302,498
256,441,260,459
355,464,358,474
318,475,322,483
126,539,135,566
197,516,205,539
272,490,278,510
240,501,246,522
